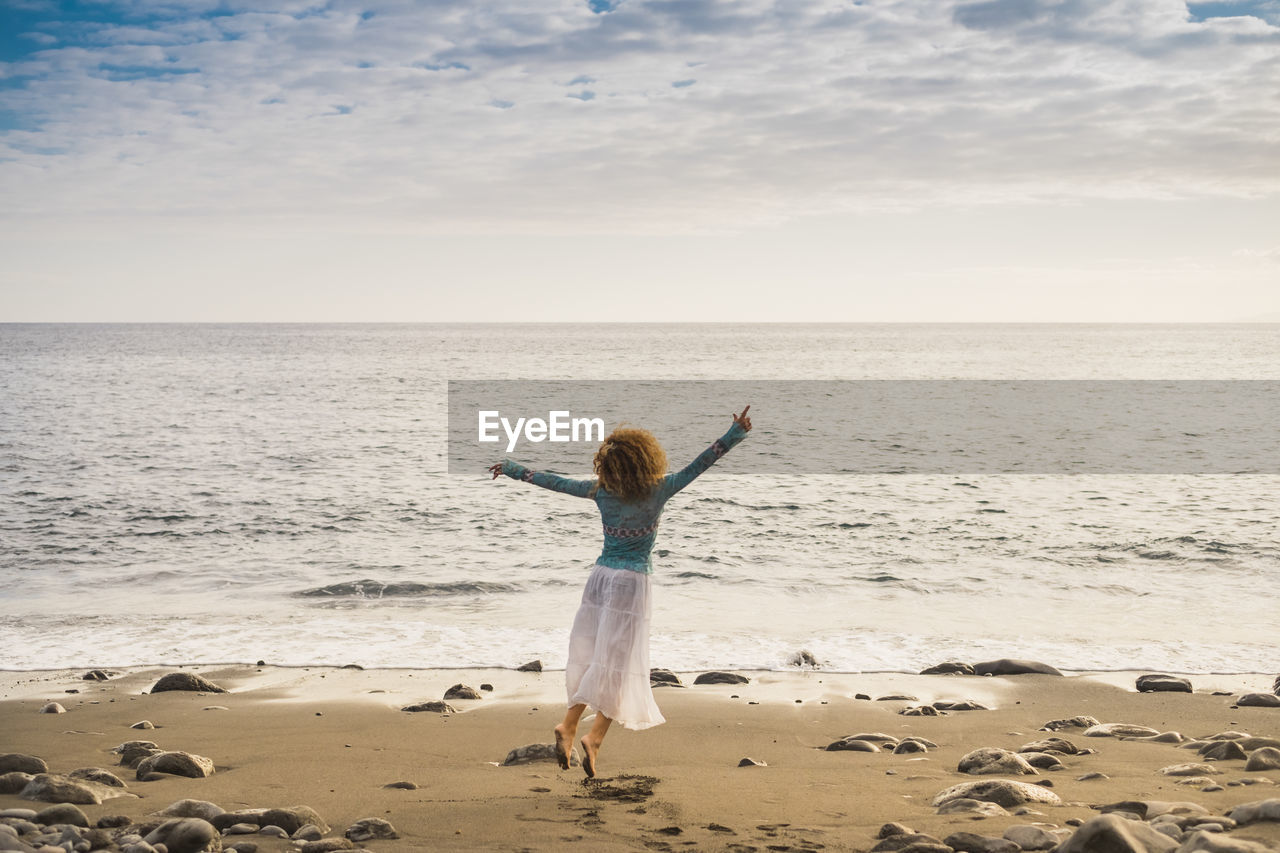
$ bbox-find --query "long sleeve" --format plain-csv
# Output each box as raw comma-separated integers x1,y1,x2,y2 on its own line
500,459,596,498
659,421,749,499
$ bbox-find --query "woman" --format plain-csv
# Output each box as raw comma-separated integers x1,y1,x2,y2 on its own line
489,405,752,777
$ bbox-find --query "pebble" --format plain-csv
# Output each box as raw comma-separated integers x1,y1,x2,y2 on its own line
1135,674,1193,693
516,659,542,672
692,671,750,685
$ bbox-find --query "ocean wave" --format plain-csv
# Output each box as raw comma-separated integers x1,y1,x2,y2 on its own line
296,578,523,598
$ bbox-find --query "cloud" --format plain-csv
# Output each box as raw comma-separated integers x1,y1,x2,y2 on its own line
0,0,1277,233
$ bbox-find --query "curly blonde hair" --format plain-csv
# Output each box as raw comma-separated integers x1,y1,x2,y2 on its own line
593,428,668,501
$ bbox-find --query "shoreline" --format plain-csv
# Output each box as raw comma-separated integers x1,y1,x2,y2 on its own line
3,665,1280,851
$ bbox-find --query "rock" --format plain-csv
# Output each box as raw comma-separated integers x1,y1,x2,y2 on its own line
1077,771,1110,780
934,700,990,711
516,660,542,672
932,779,1062,809
1161,764,1222,777
33,803,89,827
0,772,34,794
344,818,398,842
935,798,1010,816
227,845,257,853
135,752,215,780
1003,825,1062,850
38,703,65,714
649,669,682,687
131,720,157,730
144,818,219,853
1226,798,1280,825
209,811,267,832
83,670,112,681
98,815,132,828
943,831,1020,853
737,757,766,767
1236,693,1280,708
693,672,750,685
1021,752,1066,770
1134,732,1186,744
298,841,354,853
442,684,482,700
501,743,578,767
1085,723,1162,738
1244,747,1280,772
69,767,127,788
292,824,325,841
224,823,258,834
1056,814,1178,853
958,748,1037,776
871,832,948,852
876,694,918,701
972,659,1063,676
1176,830,1272,852
1137,674,1193,693
20,774,124,805
156,801,225,822
0,755,47,775
787,650,819,667
1200,741,1247,761
894,740,929,754
1040,715,1100,731
1235,737,1280,751
826,738,880,752
401,701,455,713
1020,736,1081,755
150,673,227,694
383,781,418,790
846,732,900,744
900,705,940,716
115,740,162,768
479,683,493,691
879,823,913,838
260,806,329,835
920,661,975,675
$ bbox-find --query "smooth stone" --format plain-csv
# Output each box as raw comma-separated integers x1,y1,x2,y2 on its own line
1227,799,1280,825
1161,764,1223,777
900,705,941,716
1077,772,1110,780
149,673,227,694
870,832,948,852
258,825,289,838
144,818,218,853
82,671,112,681
920,661,975,675
1176,830,1272,852
692,672,750,685
442,684,482,700
935,798,1011,816
21,774,131,805
1137,674,1193,693
382,781,418,790
298,841,353,853
1236,737,1280,751
37,704,65,715
156,801,225,822
68,768,127,788
0,809,38,820
972,659,1063,676
737,757,765,767
0,773,34,795
292,824,324,841
515,660,542,672
0,756,47,776
649,669,682,686
226,844,257,853
826,738,880,753
958,748,1037,776
894,740,929,754
135,752,214,780
875,694,917,702
131,721,156,730
1175,777,1219,786
400,701,455,713
260,806,328,835
934,700,989,711
878,823,913,838
1056,813,1178,853
114,741,162,767
223,824,257,835
501,743,577,767
1085,723,1162,738
33,804,89,827
479,683,493,692
1021,752,1066,770
1003,825,1063,850
943,831,1019,853
344,818,398,842
1200,741,1247,761
1101,801,1210,819
97,816,132,829
1244,747,1280,772
932,779,1062,808
1236,693,1280,708
1040,715,1100,731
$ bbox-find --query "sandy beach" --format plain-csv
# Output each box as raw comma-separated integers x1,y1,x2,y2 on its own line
2,665,1279,852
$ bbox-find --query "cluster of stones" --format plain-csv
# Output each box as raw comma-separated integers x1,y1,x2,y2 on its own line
823,732,938,755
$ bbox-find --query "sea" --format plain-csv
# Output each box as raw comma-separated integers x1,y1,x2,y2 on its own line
2,323,1277,675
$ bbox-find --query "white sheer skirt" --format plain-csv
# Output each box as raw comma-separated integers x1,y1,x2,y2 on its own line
565,563,666,731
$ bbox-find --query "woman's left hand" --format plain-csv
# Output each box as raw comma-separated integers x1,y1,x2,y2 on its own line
488,463,503,480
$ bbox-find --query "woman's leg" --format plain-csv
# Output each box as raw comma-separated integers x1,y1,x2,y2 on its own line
580,711,612,778
554,703,587,770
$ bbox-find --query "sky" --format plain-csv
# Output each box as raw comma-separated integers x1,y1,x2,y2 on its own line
0,0,1277,322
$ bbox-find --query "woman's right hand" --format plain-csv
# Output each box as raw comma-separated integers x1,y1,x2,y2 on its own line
488,463,503,480
732,404,752,432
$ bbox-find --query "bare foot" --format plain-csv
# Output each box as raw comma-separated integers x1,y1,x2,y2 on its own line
553,724,574,770
580,736,598,778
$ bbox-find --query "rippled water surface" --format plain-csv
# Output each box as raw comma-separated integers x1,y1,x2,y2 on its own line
2,323,1277,672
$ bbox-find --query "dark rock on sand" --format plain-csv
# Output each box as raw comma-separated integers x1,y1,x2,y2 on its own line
401,700,455,713
502,744,578,767
1055,813,1177,853
0,755,47,775
69,767,128,788
1021,752,1066,771
900,705,941,716
116,741,163,768
943,830,1019,853
383,781,418,789
827,738,881,752
1159,763,1222,777
1235,736,1280,751
932,779,1062,809
738,757,766,767
0,772,33,794
936,799,1011,817
144,817,219,853
1084,723,1161,738
345,817,398,842
1020,737,1081,755
135,751,215,780
1245,747,1280,772
934,700,990,711
150,673,228,694
1199,741,1247,761
257,806,329,835
1178,831,1272,852
83,670,113,681
1136,674,1193,693
973,659,1063,676
131,720,157,730
443,683,482,700
876,694,918,701
894,741,930,754
878,822,913,838
1003,824,1063,850
693,671,750,685
516,660,542,672
480,683,493,691
1227,799,1280,824
38,702,66,714
1040,715,1100,731
920,661,975,675
20,774,127,805
649,669,682,687
34,803,89,827
156,800,225,821
957,748,1037,776
97,815,132,828
847,732,901,745
870,832,948,852
1236,693,1280,708
298,840,354,853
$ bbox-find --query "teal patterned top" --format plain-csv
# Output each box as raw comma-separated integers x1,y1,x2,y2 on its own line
500,422,749,573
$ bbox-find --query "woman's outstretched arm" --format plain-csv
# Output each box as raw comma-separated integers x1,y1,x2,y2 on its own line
660,404,752,499
488,459,596,498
